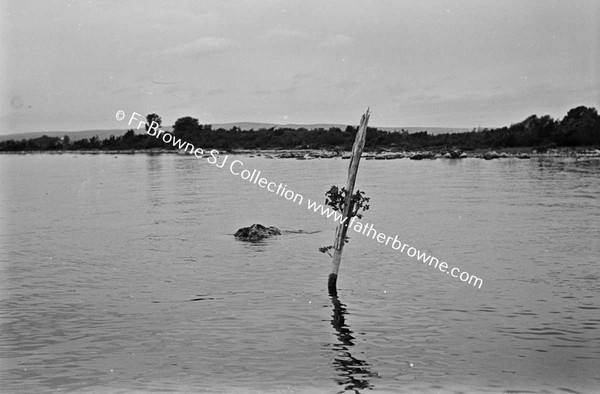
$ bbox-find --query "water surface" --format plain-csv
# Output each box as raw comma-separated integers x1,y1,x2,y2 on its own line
1,154,599,393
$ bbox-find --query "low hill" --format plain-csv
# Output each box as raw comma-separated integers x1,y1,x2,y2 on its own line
0,123,471,142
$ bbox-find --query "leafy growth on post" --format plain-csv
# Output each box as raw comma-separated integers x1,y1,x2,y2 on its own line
319,185,370,257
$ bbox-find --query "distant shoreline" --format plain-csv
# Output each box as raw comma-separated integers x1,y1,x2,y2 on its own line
3,106,598,155
2,146,599,160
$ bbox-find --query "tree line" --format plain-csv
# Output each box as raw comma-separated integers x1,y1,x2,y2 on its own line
1,105,598,152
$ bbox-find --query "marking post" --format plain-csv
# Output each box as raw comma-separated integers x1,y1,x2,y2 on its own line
328,108,370,294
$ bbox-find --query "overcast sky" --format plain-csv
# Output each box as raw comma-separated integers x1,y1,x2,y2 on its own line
1,0,599,134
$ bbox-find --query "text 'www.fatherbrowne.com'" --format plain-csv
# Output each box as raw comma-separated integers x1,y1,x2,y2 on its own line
306,200,483,289
119,110,483,289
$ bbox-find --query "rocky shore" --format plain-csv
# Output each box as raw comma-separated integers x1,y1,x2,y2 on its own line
2,147,600,160
236,148,600,160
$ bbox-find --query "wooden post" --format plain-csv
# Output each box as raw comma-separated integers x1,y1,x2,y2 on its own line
328,108,370,293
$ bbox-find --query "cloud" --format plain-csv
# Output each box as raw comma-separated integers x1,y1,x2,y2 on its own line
164,11,220,25
259,28,308,42
319,34,353,48
165,37,238,56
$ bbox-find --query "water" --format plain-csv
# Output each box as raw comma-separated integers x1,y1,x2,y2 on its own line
1,153,599,393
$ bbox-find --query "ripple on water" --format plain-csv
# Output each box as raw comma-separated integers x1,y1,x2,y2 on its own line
1,155,599,392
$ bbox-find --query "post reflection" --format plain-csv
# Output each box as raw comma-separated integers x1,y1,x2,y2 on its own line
329,289,379,393
145,154,163,208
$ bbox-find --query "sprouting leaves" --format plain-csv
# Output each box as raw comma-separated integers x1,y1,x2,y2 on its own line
319,245,334,257
319,186,369,256
319,236,351,257
324,185,370,218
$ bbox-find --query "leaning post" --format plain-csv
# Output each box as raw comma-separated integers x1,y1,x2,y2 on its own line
328,108,370,293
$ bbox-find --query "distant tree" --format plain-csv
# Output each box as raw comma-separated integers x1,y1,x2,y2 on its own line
173,117,200,138
62,135,70,150
74,138,91,150
563,106,599,122
89,135,100,149
534,115,556,144
123,129,135,140
145,113,162,131
559,106,600,145
102,135,117,149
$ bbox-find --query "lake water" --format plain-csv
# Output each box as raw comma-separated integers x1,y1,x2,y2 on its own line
0,153,599,393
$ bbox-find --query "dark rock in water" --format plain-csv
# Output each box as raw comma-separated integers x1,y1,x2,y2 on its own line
483,151,500,160
410,151,435,160
235,224,281,241
449,149,463,159
442,149,463,159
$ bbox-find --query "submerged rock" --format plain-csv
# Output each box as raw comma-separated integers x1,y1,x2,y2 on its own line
374,152,405,160
234,224,281,241
410,151,435,160
483,151,500,160
449,149,464,159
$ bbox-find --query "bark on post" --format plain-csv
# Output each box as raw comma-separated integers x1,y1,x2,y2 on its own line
328,109,370,293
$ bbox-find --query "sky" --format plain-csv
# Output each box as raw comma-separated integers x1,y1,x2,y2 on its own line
1,0,599,134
